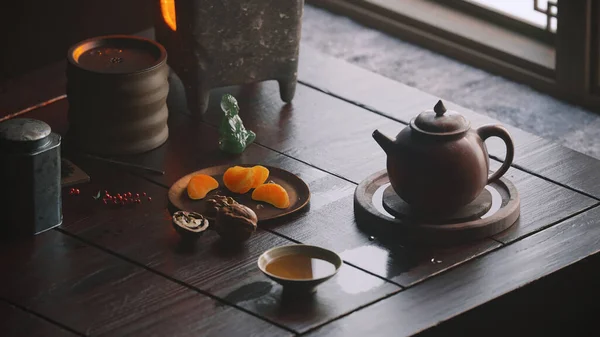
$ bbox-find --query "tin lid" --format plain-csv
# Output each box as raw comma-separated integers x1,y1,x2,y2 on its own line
0,118,52,152
67,35,167,75
410,100,470,136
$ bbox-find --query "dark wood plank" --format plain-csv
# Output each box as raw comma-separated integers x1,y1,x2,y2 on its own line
306,205,600,337
0,62,66,121
0,301,78,337
0,230,290,337
488,161,598,244
297,46,600,200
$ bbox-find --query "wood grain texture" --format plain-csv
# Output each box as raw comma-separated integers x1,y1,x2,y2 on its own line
488,161,598,243
297,46,600,199
0,60,66,120
56,153,400,334
27,99,401,334
0,230,290,337
0,301,78,337
306,205,600,337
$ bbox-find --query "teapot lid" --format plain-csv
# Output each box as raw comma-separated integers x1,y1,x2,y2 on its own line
410,100,470,136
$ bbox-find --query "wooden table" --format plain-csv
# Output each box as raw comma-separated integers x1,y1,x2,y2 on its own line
2,39,600,337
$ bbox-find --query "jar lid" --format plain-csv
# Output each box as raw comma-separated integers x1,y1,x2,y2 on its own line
410,100,470,136
0,118,52,152
67,35,167,75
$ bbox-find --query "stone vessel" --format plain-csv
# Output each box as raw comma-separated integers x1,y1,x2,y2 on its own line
155,0,304,114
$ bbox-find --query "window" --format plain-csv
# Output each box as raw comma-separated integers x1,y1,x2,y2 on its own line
308,0,600,110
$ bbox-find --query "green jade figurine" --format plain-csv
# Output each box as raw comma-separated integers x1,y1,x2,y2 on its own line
218,94,256,154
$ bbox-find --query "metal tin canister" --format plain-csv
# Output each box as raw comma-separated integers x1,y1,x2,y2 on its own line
66,35,169,155
0,118,62,237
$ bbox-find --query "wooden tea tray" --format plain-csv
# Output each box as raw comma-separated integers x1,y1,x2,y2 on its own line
354,169,520,245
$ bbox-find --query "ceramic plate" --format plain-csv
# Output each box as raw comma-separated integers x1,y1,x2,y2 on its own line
168,165,310,222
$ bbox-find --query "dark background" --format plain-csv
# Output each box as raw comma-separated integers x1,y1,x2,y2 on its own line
0,0,153,81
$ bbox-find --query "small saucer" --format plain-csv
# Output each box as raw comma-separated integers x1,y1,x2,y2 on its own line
257,244,342,293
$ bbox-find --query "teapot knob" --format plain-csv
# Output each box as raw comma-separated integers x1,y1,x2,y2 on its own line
434,100,447,117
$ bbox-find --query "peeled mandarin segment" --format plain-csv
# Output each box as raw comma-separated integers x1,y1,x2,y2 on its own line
187,174,219,200
251,183,291,209
223,166,255,194
251,165,270,188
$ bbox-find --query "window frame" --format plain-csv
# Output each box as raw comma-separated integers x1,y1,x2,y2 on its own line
307,0,600,111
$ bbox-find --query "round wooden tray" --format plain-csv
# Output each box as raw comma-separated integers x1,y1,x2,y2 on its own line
354,169,520,245
168,165,310,222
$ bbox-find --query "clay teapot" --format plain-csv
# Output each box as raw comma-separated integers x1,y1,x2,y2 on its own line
373,100,514,214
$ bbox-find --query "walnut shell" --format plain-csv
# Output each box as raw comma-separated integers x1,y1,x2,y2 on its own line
172,211,209,239
205,195,238,218
215,204,258,242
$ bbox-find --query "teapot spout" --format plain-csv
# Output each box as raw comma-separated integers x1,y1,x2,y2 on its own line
372,129,394,154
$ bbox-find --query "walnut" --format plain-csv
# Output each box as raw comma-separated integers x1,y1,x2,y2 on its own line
205,195,238,218
215,204,258,242
172,211,209,239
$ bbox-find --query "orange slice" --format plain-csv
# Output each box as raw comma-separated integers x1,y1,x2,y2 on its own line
251,183,290,209
250,165,270,188
187,174,219,200
223,166,255,194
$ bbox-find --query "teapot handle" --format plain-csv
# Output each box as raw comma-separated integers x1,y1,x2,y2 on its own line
477,125,515,184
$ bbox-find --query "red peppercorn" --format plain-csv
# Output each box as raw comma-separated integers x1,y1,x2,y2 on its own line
113,199,119,205
127,192,132,197
135,193,140,198
75,189,80,195
103,199,108,205
136,199,141,204
142,192,147,197
147,197,152,201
